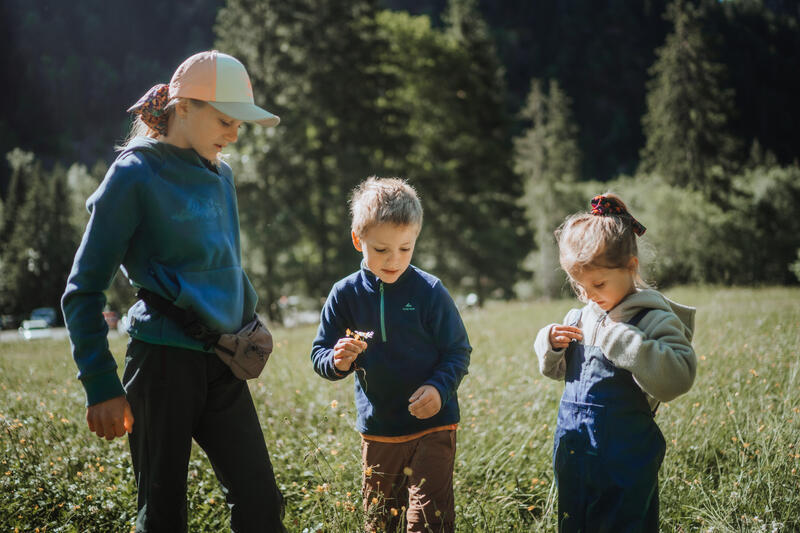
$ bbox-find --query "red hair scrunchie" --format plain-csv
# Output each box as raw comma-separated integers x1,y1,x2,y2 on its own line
127,84,170,136
590,195,646,236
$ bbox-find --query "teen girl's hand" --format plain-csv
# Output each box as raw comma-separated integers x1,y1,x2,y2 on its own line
86,395,134,440
408,385,442,419
549,324,583,350
333,337,367,372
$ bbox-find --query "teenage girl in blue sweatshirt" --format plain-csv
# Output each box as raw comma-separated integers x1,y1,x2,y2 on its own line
62,51,285,532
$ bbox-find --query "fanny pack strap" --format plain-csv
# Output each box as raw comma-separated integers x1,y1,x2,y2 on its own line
136,288,222,348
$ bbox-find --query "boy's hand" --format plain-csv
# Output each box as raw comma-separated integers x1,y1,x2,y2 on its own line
333,337,367,371
549,324,583,350
87,395,134,440
408,385,441,419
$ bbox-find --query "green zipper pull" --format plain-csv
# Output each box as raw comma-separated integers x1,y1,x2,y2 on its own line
380,282,387,342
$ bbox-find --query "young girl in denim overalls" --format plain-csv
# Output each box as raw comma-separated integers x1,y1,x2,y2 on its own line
534,193,697,532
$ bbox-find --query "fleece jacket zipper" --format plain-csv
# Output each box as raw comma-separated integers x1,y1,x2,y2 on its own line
380,282,387,342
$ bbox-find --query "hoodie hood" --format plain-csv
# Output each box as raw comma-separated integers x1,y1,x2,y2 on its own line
122,136,217,170
586,289,695,341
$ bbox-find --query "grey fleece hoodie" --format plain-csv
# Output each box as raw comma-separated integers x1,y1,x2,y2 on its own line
534,289,697,409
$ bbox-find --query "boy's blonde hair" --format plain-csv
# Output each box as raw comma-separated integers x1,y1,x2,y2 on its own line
555,192,649,297
350,177,423,237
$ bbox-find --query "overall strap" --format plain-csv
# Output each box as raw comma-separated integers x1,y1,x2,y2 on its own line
625,308,660,416
626,308,650,327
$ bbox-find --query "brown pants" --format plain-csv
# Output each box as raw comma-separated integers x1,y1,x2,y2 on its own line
361,430,457,533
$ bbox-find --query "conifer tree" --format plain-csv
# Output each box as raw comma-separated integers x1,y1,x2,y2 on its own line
639,0,739,203
379,0,528,303
0,150,38,313
0,154,49,314
41,166,78,311
513,79,582,298
217,0,525,307
215,0,396,317
1,149,35,250
433,0,529,302
0,157,76,314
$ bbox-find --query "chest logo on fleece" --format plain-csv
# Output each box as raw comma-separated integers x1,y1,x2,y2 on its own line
402,302,416,311
171,197,223,222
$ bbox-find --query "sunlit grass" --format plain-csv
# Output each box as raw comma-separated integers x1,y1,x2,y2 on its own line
1,286,798,531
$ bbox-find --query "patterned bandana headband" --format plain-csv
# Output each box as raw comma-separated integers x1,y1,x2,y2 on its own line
127,84,171,136
590,195,647,236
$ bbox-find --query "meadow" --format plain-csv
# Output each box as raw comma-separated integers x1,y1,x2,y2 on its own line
1,286,798,532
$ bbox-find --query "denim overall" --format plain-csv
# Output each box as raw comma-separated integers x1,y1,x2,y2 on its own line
553,309,665,533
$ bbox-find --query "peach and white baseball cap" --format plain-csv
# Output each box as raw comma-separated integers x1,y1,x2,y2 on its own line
169,50,279,127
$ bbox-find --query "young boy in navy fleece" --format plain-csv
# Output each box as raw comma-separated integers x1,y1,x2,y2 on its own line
311,177,471,533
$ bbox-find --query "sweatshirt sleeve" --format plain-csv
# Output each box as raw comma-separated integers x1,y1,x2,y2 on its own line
422,282,471,406
533,308,581,381
597,311,696,402
310,285,353,381
534,323,566,380
61,155,145,406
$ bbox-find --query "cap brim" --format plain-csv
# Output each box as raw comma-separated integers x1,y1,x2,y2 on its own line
208,101,280,127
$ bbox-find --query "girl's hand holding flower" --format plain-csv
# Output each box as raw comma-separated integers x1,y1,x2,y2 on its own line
549,324,583,350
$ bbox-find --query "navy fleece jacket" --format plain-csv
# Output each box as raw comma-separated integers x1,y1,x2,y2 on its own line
62,137,257,406
311,264,471,436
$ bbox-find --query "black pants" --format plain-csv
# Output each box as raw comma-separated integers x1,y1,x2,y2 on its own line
122,339,285,533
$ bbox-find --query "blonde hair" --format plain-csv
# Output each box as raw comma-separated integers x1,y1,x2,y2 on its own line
350,177,423,237
555,192,649,298
117,99,222,164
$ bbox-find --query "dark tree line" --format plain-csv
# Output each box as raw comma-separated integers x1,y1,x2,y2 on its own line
386,0,800,180
3,0,800,189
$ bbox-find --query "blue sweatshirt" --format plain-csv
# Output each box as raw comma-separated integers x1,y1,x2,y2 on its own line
62,137,257,406
311,264,472,436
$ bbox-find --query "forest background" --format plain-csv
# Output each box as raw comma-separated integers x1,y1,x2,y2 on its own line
1,0,800,324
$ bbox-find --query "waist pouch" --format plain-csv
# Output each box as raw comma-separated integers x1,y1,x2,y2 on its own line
137,288,273,380
213,315,273,379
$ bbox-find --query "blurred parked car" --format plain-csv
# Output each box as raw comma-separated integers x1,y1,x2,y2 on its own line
277,294,320,327
455,292,480,310
18,319,52,340
30,307,58,327
103,310,119,329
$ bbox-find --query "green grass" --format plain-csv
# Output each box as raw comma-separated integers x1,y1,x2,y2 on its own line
1,286,799,532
